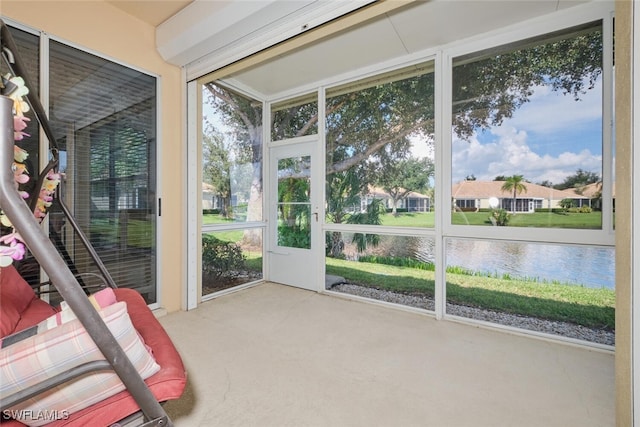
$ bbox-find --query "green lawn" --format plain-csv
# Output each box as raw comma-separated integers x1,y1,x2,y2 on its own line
203,214,236,225
205,211,602,229
451,211,602,228
379,211,602,228
380,212,435,227
202,215,245,241
90,219,152,247
326,257,615,330
203,229,244,242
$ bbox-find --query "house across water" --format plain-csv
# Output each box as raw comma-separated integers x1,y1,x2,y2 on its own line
451,180,592,213
361,186,431,213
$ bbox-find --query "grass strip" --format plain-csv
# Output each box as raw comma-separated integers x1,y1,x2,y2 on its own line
326,258,614,330
205,211,604,229
451,211,603,228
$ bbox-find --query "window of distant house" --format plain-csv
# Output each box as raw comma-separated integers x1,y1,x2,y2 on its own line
451,22,606,229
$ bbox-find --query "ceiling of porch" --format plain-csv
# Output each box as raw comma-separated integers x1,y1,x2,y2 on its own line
105,0,592,98
220,0,590,98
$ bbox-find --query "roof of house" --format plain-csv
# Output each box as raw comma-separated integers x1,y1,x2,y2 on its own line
365,186,429,199
451,180,589,200
202,182,215,193
577,181,615,198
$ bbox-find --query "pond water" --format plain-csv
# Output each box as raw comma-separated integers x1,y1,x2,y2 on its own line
412,238,615,289
348,234,615,290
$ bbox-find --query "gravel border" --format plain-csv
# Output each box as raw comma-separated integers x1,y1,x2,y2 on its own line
329,283,615,347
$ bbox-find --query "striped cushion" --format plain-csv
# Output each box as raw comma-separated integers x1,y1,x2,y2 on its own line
0,288,118,349
34,287,118,334
0,301,160,426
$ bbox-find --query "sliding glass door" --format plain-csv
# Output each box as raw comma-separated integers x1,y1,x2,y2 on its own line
3,24,159,304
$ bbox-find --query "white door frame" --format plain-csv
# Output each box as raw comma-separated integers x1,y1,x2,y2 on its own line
267,137,322,291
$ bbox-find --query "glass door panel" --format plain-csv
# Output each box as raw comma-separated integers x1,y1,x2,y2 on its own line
277,155,311,249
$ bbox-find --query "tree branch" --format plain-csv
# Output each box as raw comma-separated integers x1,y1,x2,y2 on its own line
326,118,433,175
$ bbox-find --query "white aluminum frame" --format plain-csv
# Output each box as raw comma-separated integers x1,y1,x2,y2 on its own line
189,79,268,303
186,1,616,349
441,3,615,247
186,80,200,310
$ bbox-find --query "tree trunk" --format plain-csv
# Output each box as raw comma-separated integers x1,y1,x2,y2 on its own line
243,129,263,247
243,164,263,246
329,231,344,258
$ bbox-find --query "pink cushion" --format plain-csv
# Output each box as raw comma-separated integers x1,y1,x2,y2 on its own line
0,284,186,427
0,266,56,337
1,301,160,426
44,288,187,427
12,299,58,336
37,288,117,332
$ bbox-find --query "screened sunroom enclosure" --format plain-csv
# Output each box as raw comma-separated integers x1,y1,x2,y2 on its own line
187,1,615,349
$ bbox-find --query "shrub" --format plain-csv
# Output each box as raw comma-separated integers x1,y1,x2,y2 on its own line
559,198,575,210
567,206,592,213
202,234,246,279
278,226,310,248
489,208,510,226
358,255,434,270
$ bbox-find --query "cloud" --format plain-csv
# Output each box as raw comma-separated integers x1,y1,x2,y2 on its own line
451,76,605,185
452,126,602,184
410,135,435,160
505,79,603,136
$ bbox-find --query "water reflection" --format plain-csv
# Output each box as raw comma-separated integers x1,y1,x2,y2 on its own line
445,239,613,289
344,235,615,289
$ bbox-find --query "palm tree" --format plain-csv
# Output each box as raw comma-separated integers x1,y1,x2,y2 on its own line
501,175,527,213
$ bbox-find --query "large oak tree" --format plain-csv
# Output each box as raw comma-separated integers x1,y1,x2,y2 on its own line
203,25,603,249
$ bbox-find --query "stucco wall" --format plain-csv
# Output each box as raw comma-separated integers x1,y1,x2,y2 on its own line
615,1,632,425
2,1,185,313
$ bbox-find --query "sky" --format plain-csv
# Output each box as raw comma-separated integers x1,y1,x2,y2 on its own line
411,77,606,186
450,78,604,185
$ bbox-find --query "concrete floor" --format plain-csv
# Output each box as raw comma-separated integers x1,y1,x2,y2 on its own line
159,282,614,427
